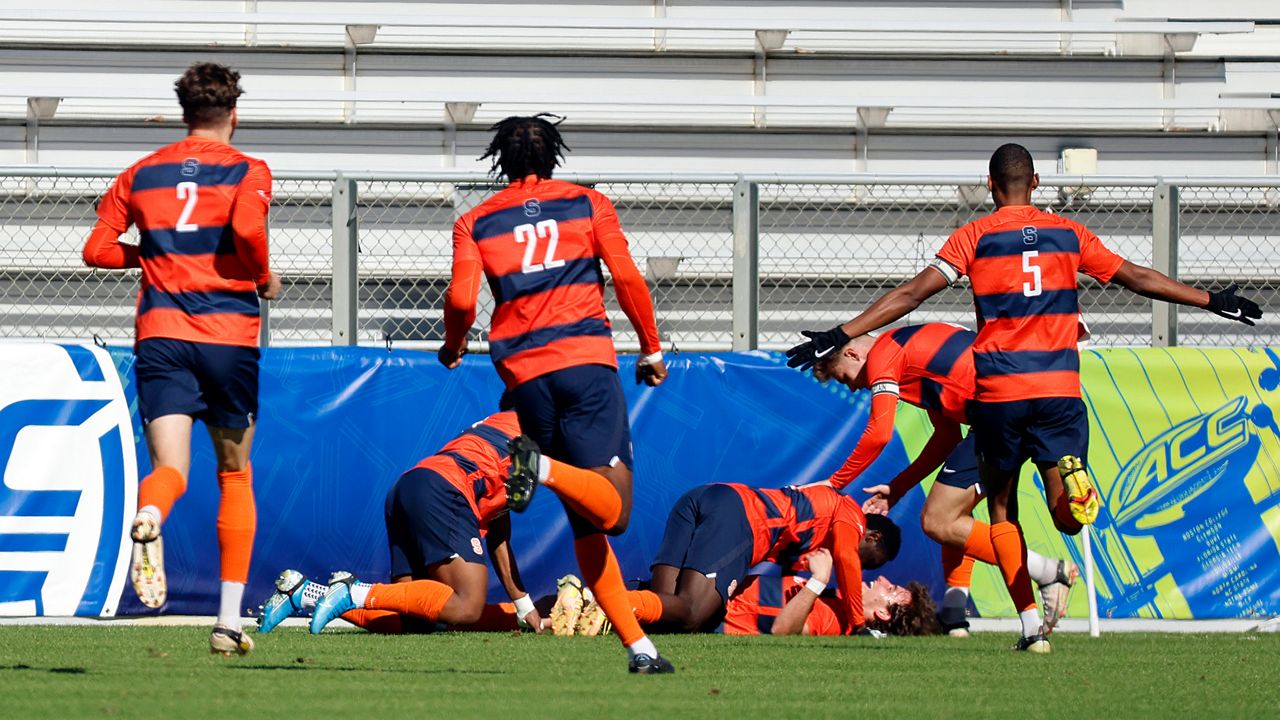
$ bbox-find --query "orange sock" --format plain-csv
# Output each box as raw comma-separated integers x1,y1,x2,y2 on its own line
137,466,186,523
543,459,623,532
464,603,521,632
628,589,663,624
942,544,975,588
216,466,256,584
990,521,1036,612
574,534,645,646
962,520,998,565
366,580,455,622
341,609,403,634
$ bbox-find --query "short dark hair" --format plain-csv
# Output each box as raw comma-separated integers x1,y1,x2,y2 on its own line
480,114,570,181
864,513,902,568
867,581,942,636
175,62,243,127
988,143,1035,192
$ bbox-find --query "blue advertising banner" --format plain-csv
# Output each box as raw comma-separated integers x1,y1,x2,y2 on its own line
2,343,1277,620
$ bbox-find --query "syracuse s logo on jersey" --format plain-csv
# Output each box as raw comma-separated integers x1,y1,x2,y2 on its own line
181,158,199,177
523,199,542,217
0,345,137,617
1022,226,1038,245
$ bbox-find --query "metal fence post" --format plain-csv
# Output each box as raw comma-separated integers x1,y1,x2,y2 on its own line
732,179,760,350
1151,182,1179,347
332,173,358,345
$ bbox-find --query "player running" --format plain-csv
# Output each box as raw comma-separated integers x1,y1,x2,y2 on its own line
809,324,1077,636
787,144,1261,652
82,63,279,656
259,411,543,635
625,482,901,635
439,114,672,673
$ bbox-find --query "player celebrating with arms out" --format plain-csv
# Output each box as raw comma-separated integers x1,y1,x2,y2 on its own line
83,62,280,655
440,114,673,673
787,144,1261,652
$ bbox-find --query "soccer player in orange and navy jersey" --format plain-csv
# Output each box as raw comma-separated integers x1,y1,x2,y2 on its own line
440,114,673,673
82,63,280,656
787,143,1262,651
626,482,900,635
811,324,1079,636
262,411,544,636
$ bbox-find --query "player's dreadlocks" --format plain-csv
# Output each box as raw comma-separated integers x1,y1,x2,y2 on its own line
480,114,570,181
867,582,943,637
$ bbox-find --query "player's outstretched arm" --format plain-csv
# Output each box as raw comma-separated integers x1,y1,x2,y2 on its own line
863,415,962,514
440,218,483,368
828,392,899,491
1110,260,1262,326
786,267,949,370
771,549,834,635
830,520,866,634
486,513,541,632
83,172,141,270
590,194,667,386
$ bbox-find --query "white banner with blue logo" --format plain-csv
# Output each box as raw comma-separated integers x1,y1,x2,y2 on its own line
0,344,136,617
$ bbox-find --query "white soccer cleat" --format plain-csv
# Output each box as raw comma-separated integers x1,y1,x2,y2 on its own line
1038,559,1079,635
210,624,255,656
550,574,585,637
129,512,166,609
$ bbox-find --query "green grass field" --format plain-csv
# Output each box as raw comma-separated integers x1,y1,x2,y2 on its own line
1,627,1277,718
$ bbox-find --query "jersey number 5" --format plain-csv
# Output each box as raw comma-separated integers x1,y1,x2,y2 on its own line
1022,250,1042,297
176,181,199,232
514,219,564,274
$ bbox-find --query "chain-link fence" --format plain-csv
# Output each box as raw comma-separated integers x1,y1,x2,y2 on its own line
0,168,1275,350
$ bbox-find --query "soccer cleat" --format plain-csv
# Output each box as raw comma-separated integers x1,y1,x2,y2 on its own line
310,574,358,634
628,654,676,674
549,574,585,636
210,624,255,656
1037,559,1079,635
939,616,971,638
575,598,613,637
1059,455,1100,525
129,512,166,609
505,435,541,512
257,569,319,633
1012,634,1052,654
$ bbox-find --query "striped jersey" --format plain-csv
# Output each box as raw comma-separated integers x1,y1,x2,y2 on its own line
448,175,661,388
91,136,273,347
864,323,976,425
934,205,1123,401
413,411,519,530
722,575,847,636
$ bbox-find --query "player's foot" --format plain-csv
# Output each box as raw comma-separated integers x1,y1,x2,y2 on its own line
1038,559,1079,635
129,512,166,609
576,597,613,637
940,616,970,638
550,574,585,636
506,435,541,512
628,654,676,674
1012,634,1051,654
1059,455,1100,525
310,573,358,634
258,569,319,633
210,624,255,656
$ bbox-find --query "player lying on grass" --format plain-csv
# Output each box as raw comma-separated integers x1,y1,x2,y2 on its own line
787,144,1261,652
623,482,900,635
808,322,1078,636
257,411,544,635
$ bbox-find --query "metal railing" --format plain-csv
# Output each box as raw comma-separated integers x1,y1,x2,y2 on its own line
1,167,1277,351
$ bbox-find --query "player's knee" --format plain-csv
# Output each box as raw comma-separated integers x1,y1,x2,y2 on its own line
920,508,947,543
606,511,631,536
450,593,486,626
1054,517,1083,536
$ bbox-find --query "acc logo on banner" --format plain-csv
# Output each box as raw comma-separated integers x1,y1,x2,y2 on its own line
0,344,136,616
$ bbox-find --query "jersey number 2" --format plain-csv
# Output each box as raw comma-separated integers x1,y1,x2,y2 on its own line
1022,250,1042,297
514,219,564,274
176,181,199,232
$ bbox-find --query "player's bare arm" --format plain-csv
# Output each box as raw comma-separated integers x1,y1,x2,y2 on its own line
1110,260,1262,326
786,268,950,370
487,513,541,632
771,549,834,635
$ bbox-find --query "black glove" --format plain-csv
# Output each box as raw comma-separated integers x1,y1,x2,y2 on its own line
1205,285,1262,326
784,326,851,371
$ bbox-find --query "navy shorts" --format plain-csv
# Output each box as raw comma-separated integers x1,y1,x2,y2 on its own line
934,434,983,495
507,364,633,470
968,397,1089,473
134,338,259,429
651,484,756,604
385,468,487,578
